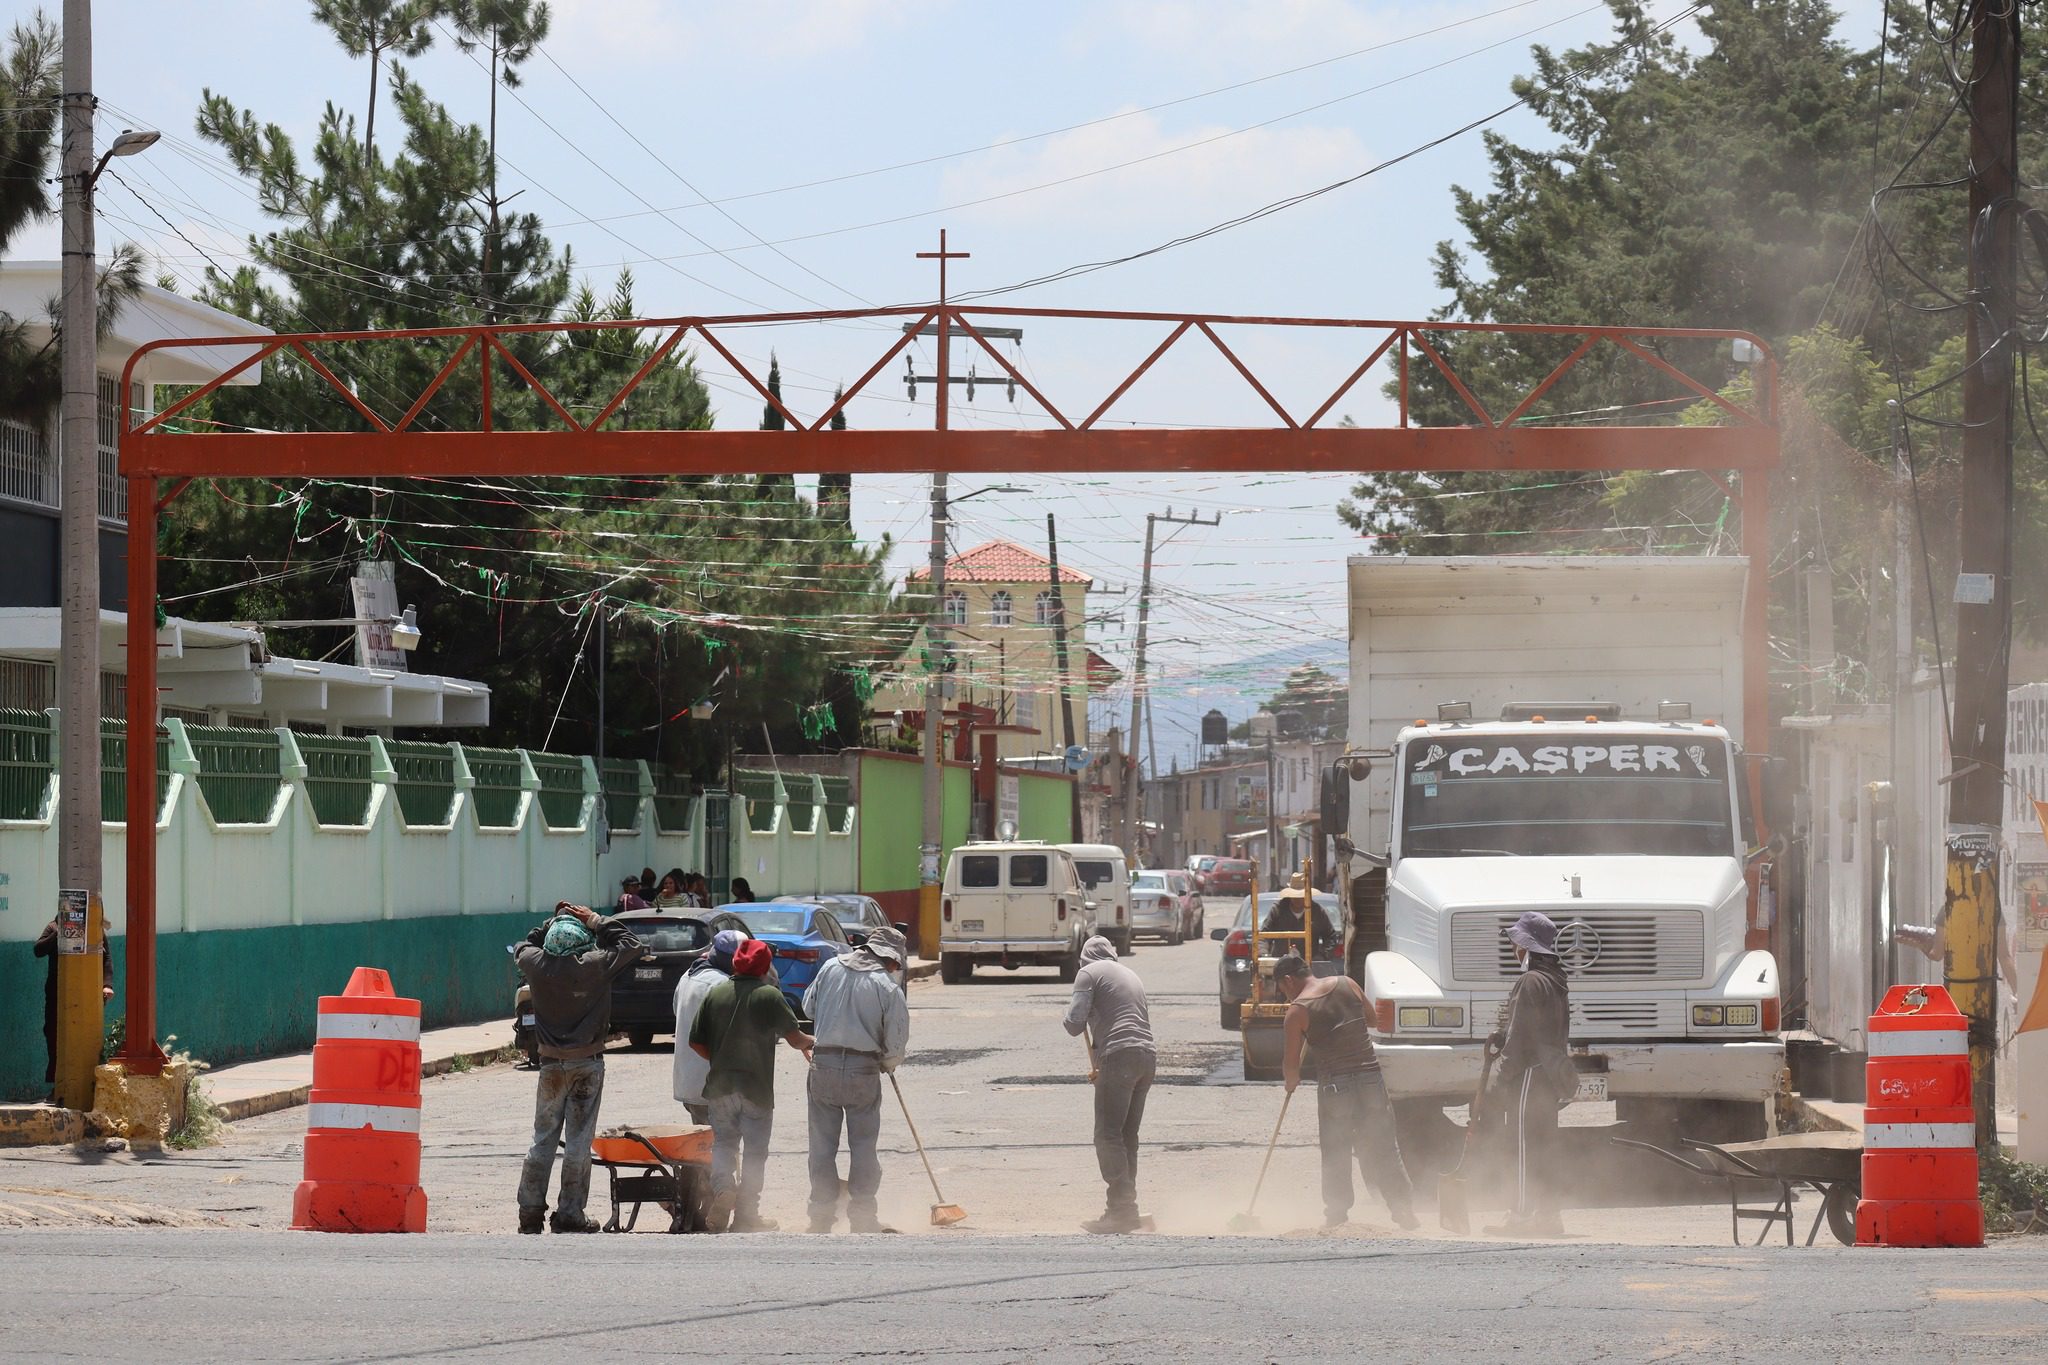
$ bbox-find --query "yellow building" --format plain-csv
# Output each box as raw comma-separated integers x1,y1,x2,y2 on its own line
875,539,1095,764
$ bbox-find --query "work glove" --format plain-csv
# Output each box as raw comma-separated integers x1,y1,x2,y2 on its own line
1485,1030,1505,1052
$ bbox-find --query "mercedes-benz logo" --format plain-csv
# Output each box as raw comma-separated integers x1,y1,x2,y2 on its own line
1553,920,1602,974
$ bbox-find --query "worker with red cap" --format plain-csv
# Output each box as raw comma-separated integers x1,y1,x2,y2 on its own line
690,937,814,1231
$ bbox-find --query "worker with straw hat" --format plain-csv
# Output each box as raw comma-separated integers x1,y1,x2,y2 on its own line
802,925,910,1234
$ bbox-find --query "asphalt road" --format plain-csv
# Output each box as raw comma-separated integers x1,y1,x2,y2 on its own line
5,1228,2045,1362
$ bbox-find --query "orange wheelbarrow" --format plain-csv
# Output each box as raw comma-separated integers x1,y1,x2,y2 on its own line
590,1125,713,1234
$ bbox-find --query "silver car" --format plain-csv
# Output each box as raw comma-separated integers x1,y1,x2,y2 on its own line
1128,886,1182,944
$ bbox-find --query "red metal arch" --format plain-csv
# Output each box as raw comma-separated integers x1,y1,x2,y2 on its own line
115,306,1778,1071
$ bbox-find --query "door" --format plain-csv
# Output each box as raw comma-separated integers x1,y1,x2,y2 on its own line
704,791,732,905
953,852,1002,941
1005,850,1055,942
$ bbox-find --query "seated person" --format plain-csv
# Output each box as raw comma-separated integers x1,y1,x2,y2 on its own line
1259,882,1341,961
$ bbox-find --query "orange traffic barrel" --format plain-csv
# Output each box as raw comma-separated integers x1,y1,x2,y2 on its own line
291,966,428,1233
1854,983,1982,1248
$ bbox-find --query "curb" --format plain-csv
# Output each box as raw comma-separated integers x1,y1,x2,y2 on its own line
906,960,939,982
1783,1091,1856,1135
209,1044,517,1125
0,1104,88,1149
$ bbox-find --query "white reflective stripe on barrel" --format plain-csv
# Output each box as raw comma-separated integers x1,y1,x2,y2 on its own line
1868,1028,1967,1058
1864,1121,1974,1149
306,1102,422,1134
315,1011,421,1043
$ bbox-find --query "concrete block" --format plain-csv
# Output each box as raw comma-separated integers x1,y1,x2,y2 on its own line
0,1104,87,1148
90,1060,193,1148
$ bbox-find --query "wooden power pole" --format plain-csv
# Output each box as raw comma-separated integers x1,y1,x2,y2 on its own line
1119,508,1220,867
1046,513,1081,840
1947,0,2022,1147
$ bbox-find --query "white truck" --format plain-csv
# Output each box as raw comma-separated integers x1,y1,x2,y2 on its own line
1345,556,1784,1146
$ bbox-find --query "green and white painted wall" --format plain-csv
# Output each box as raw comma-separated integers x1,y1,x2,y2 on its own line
0,718,1063,1100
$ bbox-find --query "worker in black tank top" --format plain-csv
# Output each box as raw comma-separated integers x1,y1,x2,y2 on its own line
1277,956,1418,1229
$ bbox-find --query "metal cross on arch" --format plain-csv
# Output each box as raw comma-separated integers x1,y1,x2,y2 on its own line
113,300,1779,1073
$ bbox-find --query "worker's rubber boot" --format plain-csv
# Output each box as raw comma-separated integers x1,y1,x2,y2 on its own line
705,1191,736,1233
518,1207,545,1235
549,1212,601,1234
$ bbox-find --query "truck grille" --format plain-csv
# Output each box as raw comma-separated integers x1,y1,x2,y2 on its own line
1482,997,1683,1035
1450,910,1706,983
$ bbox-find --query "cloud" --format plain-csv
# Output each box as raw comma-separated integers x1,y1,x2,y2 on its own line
935,109,1367,231
1099,0,1426,62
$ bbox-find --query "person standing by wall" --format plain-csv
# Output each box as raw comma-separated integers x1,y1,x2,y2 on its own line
33,916,111,1094
1061,935,1155,1234
802,926,909,1233
690,938,813,1231
513,902,646,1234
1275,954,1418,1229
1485,911,1572,1238
673,929,744,1124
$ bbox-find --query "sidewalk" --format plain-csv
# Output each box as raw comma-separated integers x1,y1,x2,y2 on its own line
1789,1093,2020,1150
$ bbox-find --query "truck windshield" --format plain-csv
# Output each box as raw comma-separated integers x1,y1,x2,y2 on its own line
1399,734,1736,857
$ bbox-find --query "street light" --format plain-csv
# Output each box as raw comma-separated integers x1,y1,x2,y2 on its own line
232,607,423,654
89,128,160,186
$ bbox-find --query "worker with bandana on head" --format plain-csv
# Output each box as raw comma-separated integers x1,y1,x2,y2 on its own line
802,925,910,1233
513,901,647,1234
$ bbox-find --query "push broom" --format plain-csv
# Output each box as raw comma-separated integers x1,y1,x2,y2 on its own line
889,1074,967,1227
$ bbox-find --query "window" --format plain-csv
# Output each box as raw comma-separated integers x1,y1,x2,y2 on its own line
942,591,967,627
97,376,135,522
1035,591,1057,625
1009,854,1050,887
0,418,55,509
1074,860,1117,889
1016,689,1037,729
960,854,1001,888
989,590,1013,627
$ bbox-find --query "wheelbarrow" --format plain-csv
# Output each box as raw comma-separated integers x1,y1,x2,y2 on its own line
590,1125,714,1234
1610,1130,1861,1246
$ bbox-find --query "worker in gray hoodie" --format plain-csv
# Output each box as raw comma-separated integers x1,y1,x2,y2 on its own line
514,902,646,1234
1061,934,1155,1233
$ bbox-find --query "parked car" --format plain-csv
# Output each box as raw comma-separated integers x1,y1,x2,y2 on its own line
1128,880,1181,944
730,903,851,1019
607,910,716,1049
1135,869,1202,940
779,892,894,948
939,841,1092,983
1211,891,1342,1031
1201,857,1256,898
1060,843,1132,954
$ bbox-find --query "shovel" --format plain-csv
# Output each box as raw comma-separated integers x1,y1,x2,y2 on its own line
1226,1088,1294,1232
889,1073,967,1227
1438,1041,1500,1234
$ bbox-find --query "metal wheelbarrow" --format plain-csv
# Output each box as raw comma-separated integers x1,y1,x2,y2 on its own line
590,1125,713,1234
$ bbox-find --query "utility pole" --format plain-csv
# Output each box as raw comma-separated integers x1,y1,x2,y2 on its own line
1947,0,2021,1147
1265,736,1280,891
1889,400,1914,996
54,0,105,1111
1119,508,1219,867
916,231,968,961
1046,513,1081,840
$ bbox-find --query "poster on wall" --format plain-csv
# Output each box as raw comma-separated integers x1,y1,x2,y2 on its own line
997,773,1020,836
2018,862,2048,952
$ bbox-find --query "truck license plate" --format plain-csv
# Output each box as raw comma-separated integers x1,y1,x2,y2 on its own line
519,1014,535,1027
634,967,662,982
958,919,984,932
1573,1075,1608,1103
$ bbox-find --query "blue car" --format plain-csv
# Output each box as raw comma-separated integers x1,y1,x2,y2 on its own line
730,904,851,1020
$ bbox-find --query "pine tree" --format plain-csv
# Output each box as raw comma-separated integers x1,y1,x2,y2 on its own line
448,0,549,322
818,386,851,522
309,0,441,164
756,352,794,498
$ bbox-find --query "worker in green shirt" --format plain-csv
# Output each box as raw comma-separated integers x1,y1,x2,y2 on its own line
690,938,814,1232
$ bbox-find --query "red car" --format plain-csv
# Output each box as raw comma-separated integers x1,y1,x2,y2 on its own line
1200,857,1255,897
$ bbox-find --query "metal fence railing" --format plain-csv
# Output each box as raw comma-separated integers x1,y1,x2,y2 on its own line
600,758,642,832
464,745,525,828
0,709,51,820
734,769,779,834
652,766,694,834
184,725,283,823
819,774,852,835
385,740,456,825
99,718,171,824
298,735,374,826
529,752,586,830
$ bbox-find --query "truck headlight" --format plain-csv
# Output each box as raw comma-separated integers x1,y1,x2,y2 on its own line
1397,1006,1432,1030
1692,1004,1724,1026
1723,1004,1759,1028
1431,1006,1464,1028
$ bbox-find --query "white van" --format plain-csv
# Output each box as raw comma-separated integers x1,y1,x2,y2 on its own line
1060,843,1132,956
939,842,1092,983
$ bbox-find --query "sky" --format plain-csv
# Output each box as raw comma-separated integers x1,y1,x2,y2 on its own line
12,0,1886,766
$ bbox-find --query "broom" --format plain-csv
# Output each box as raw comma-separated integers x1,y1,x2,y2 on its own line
889,1073,967,1227
1226,1089,1294,1232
